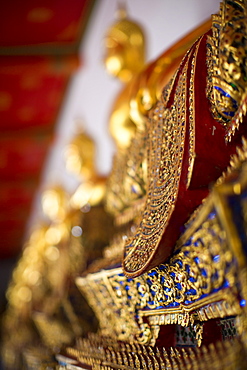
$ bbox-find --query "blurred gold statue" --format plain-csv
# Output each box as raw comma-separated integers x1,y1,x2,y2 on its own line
104,6,146,151
1,3,227,368
64,129,106,209
64,128,113,267
104,7,147,229
104,6,145,84
2,129,111,367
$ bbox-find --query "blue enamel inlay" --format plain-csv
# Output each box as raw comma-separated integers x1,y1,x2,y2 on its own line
240,299,246,307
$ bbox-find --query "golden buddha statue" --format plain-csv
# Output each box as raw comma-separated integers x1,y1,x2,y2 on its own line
2,186,82,366
70,3,247,368
2,130,108,367
120,0,247,278
104,7,146,153
65,129,106,209
101,7,148,264
64,129,113,267
3,2,247,369
104,6,145,85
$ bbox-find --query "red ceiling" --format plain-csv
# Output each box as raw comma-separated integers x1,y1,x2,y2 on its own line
0,0,95,259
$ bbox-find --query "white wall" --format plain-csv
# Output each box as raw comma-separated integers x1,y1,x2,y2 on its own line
29,0,221,226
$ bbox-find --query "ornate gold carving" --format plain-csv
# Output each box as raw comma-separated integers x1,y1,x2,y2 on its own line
215,136,247,187
187,36,202,188
76,193,240,345
207,0,247,136
105,129,147,224
75,139,247,348
123,46,192,277
60,333,247,370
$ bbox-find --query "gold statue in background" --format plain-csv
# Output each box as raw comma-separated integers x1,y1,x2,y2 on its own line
65,129,106,209
4,1,247,368
2,187,77,366
104,6,145,84
104,7,146,151
2,128,111,367
64,128,113,267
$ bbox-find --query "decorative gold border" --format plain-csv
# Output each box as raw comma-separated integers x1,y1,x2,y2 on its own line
123,46,193,277
186,35,202,188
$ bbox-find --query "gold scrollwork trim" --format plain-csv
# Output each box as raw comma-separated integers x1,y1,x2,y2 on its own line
123,46,193,277
207,0,247,133
187,36,202,188
139,289,241,322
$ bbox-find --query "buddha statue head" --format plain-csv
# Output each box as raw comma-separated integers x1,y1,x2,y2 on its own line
64,130,96,181
104,6,146,83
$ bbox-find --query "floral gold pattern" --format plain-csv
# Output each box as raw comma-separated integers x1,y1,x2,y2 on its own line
122,46,194,277
207,0,247,137
76,187,242,346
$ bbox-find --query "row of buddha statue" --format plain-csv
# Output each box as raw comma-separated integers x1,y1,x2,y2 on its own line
2,1,247,368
